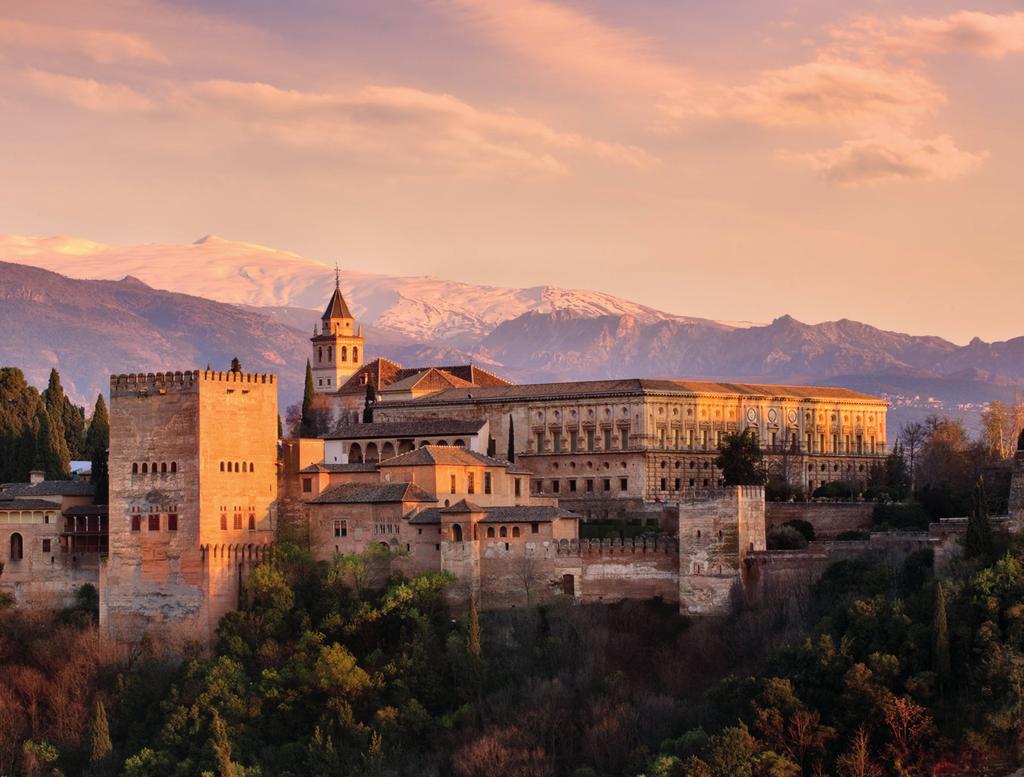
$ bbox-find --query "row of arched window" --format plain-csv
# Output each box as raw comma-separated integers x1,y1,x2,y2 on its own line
485,525,520,538
220,461,256,473
317,345,359,363
132,461,177,475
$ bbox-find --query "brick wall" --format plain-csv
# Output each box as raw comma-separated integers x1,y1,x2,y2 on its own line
765,502,874,538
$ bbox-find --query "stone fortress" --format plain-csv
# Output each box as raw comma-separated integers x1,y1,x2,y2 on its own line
2,277,1018,643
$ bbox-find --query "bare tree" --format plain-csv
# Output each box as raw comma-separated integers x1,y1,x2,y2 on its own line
898,422,926,493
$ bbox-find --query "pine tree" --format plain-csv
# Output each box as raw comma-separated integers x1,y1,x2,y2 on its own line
933,582,951,692
965,476,993,559
0,368,41,482
86,394,110,503
34,402,70,479
229,357,242,373
89,700,113,769
301,359,316,437
507,414,515,463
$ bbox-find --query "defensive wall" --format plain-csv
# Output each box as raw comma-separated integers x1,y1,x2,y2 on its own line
765,501,874,538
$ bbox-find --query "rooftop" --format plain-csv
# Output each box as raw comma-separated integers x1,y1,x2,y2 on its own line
299,462,379,474
377,445,521,470
381,378,886,406
310,481,436,504
0,499,64,511
408,504,580,525
323,419,486,441
0,480,96,498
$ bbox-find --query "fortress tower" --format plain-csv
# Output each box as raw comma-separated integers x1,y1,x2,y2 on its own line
311,270,364,393
101,370,279,643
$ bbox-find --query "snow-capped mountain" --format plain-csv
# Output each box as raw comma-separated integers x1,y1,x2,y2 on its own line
0,234,722,343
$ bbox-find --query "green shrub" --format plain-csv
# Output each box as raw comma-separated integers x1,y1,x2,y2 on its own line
766,525,808,550
872,502,930,531
783,519,815,542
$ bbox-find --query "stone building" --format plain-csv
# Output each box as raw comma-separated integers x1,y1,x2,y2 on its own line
311,274,365,394
374,379,890,515
101,369,278,643
0,475,101,606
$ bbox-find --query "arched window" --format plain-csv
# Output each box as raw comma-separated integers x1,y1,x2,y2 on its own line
382,442,395,459
318,347,323,362
512,526,520,537
349,443,363,463
452,524,463,542
327,346,333,362
249,462,254,472
220,462,225,472
500,526,508,538
132,462,138,474
453,439,465,447
151,462,158,474
141,462,148,474
365,443,379,464
487,526,495,538
171,462,177,473
341,346,347,362
353,346,359,361
234,462,240,473
161,462,167,474
436,439,448,446
10,533,23,561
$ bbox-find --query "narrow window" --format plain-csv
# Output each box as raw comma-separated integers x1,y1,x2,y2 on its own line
500,526,508,538
220,513,227,530
531,522,539,534
10,533,23,561
171,461,177,473
141,462,148,474
552,480,560,494
234,513,242,530
484,472,492,494
248,514,256,530
161,462,167,474
569,479,577,492
148,514,160,531
514,478,521,497
151,462,158,474
620,478,628,491
334,519,347,537
250,462,255,472
352,347,358,361
467,472,475,494
42,539,51,553
535,431,545,452
487,526,495,538
131,515,141,531
512,526,520,538
302,477,312,493
167,514,178,531
586,479,594,492
450,474,457,494
603,478,611,492
234,462,240,473
132,462,138,474
603,428,612,450
220,461,225,472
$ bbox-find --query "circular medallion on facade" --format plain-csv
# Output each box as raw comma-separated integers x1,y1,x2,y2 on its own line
787,409,797,424
746,408,757,423
767,408,778,423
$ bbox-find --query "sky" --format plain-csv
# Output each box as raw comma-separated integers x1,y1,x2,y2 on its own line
0,0,1022,344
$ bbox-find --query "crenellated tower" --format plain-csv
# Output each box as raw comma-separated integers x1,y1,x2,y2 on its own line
311,267,364,393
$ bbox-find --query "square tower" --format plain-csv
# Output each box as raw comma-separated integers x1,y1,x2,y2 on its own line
311,280,364,392
101,369,279,643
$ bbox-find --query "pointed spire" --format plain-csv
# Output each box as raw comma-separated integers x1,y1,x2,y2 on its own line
335,261,341,290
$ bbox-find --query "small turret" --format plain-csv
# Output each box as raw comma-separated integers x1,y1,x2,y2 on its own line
310,264,365,393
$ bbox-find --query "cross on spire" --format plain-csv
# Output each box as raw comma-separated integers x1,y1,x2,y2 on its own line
334,261,340,290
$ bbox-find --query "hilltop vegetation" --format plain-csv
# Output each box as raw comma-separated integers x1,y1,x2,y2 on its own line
3,532,1024,776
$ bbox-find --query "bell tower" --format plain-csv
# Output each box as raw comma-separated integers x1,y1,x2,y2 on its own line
311,266,364,393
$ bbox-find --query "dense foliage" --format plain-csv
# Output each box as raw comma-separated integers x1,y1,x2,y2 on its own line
5,531,1024,776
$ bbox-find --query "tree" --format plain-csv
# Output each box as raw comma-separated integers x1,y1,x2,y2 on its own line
209,709,235,777
89,700,113,771
716,429,767,486
363,380,376,423
507,414,515,463
466,596,481,660
899,422,925,493
0,368,42,482
85,394,109,503
34,402,69,479
965,476,993,559
301,359,316,437
229,357,242,373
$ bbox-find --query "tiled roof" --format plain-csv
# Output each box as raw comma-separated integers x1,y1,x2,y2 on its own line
63,504,109,517
381,368,475,394
407,504,579,525
337,357,405,394
336,358,511,395
440,499,483,513
311,482,436,504
322,285,354,320
381,378,885,405
0,499,63,511
299,463,379,474
323,419,486,440
378,446,517,469
0,481,96,498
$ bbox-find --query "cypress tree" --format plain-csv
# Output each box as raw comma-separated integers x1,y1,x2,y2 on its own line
0,368,40,482
209,710,235,777
89,700,113,769
363,380,376,423
965,476,993,559
229,357,242,373
301,359,315,437
34,401,70,479
507,414,515,463
86,395,110,503
933,582,951,691
466,596,481,659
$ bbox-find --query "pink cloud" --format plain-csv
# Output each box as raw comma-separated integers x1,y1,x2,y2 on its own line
0,17,165,64
26,69,154,112
791,133,987,186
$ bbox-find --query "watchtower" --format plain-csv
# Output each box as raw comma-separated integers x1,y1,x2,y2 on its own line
311,269,363,392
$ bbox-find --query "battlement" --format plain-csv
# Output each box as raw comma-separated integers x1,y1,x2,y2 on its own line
556,537,678,556
110,370,277,396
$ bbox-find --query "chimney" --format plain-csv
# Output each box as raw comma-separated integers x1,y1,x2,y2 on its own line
29,470,45,485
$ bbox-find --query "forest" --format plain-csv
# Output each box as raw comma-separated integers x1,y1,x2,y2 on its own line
1,524,1023,777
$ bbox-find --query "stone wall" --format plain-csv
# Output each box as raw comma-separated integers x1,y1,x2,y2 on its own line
556,538,678,604
765,502,874,539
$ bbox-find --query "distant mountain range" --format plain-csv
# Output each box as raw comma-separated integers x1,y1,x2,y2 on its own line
2,234,1023,432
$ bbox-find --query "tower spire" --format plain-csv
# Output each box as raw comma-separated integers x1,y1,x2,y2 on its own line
335,261,340,290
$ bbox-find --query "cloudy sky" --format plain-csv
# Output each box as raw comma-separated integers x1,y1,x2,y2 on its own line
1,0,1022,343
